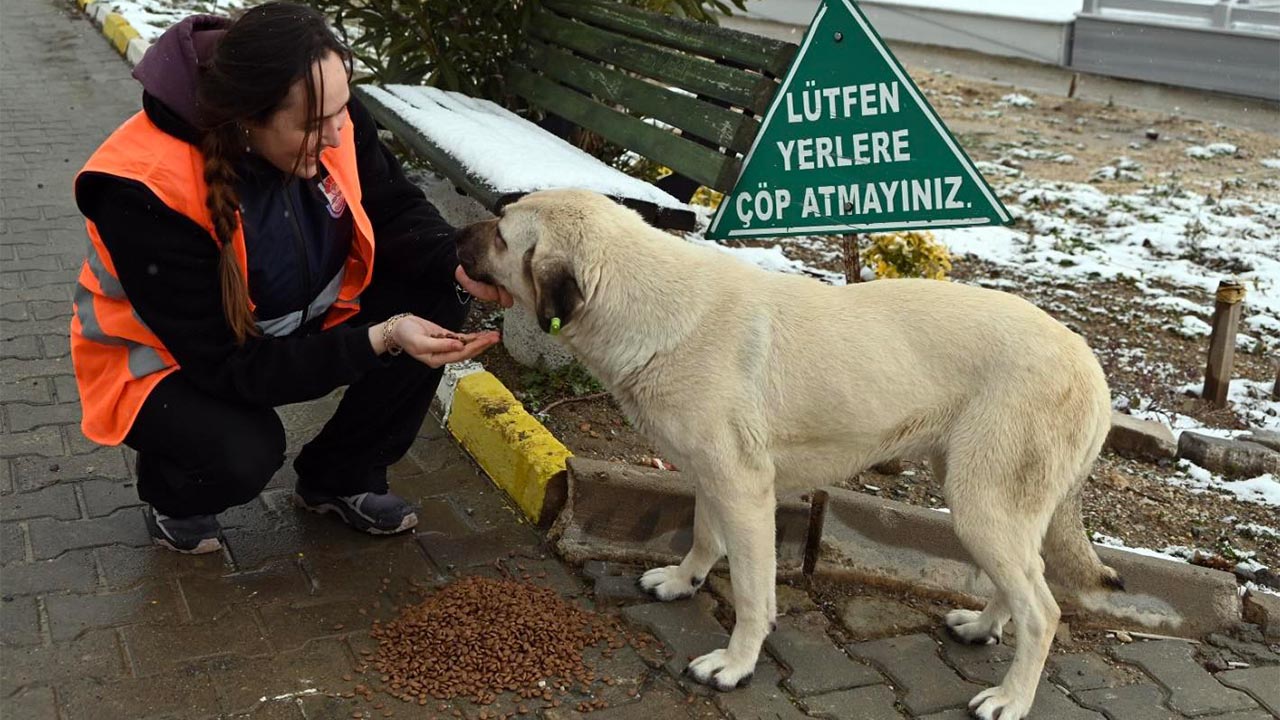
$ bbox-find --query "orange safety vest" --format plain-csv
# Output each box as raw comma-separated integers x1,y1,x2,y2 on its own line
70,110,375,446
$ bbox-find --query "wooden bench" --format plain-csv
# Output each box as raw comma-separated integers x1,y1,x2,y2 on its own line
354,0,797,231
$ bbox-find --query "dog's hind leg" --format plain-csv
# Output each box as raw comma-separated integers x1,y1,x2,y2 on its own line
1044,476,1125,594
639,485,724,601
949,482,1058,720
685,478,776,691
945,594,1010,646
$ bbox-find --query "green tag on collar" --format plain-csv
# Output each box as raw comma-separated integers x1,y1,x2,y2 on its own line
549,317,562,335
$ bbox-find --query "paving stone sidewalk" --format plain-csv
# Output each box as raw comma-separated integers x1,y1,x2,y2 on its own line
2,0,1278,718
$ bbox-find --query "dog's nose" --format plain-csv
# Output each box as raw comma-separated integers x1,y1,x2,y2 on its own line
455,223,476,250
456,247,477,274
455,248,485,286
455,226,479,262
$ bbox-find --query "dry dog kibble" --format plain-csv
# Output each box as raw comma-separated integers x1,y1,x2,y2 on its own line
369,576,631,702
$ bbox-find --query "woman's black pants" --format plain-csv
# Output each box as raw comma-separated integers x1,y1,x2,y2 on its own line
123,275,470,518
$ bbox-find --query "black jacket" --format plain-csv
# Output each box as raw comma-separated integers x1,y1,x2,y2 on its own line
75,94,458,407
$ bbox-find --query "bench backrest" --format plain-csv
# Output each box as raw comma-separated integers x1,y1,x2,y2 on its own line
507,0,798,195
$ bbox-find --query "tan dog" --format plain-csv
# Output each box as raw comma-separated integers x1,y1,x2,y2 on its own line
456,189,1122,720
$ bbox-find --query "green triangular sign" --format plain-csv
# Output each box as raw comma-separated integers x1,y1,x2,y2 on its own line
705,0,1011,240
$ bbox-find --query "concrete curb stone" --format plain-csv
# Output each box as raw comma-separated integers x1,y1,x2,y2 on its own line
817,486,1242,637
1178,431,1280,478
1242,589,1280,640
551,457,811,575
1107,411,1177,460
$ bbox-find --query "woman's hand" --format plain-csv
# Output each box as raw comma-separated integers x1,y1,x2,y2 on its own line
369,315,500,368
455,265,513,308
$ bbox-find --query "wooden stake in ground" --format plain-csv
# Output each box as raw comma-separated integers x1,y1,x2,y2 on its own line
1202,279,1246,407
841,234,862,283
802,490,829,577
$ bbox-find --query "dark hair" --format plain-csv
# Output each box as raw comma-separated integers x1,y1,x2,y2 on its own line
196,2,352,343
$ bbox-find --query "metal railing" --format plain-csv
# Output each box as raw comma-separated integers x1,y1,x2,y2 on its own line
1081,0,1280,34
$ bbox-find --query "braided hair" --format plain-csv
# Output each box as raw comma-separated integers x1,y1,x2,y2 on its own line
195,2,351,343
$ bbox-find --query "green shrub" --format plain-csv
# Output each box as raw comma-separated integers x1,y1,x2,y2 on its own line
307,0,746,105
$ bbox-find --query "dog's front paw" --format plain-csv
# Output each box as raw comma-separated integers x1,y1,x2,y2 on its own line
684,649,754,691
945,609,1001,645
968,684,1033,720
638,565,702,601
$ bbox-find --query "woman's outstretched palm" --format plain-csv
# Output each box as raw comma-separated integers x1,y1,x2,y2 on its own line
393,316,500,368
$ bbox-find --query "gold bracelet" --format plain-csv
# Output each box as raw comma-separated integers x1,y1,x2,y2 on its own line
382,313,412,356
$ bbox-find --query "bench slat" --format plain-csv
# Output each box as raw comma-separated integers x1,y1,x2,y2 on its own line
518,40,760,155
353,85,502,209
527,8,777,115
507,66,742,192
544,0,797,77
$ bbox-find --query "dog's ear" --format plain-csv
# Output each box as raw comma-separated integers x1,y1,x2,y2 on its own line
528,252,583,333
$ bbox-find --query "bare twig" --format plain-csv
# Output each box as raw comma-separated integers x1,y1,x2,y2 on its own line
537,391,610,416
1108,630,1201,644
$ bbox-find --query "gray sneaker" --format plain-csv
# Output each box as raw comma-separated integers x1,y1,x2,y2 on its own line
292,487,418,535
144,506,223,554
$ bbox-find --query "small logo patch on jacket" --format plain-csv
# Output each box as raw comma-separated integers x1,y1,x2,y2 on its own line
318,175,347,218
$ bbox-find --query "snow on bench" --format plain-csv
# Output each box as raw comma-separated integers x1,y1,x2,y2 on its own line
358,84,693,223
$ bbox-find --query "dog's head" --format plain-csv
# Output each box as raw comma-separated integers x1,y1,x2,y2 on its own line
456,189,629,334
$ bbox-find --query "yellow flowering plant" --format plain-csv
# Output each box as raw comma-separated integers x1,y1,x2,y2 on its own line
863,230,952,280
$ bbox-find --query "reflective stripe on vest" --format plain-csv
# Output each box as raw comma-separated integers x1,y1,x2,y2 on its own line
71,109,376,446
255,268,346,337
73,283,169,379
85,242,126,298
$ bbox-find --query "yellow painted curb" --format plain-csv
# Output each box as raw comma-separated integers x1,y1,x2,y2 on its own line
447,372,572,524
103,13,141,55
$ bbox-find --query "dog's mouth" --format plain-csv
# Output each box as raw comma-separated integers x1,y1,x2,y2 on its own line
458,257,508,300
466,267,501,290
456,252,492,285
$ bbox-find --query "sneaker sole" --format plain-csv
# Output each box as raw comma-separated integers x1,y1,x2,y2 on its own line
152,536,223,555
291,494,418,535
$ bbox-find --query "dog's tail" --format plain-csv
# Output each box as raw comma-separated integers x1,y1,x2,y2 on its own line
1043,483,1125,594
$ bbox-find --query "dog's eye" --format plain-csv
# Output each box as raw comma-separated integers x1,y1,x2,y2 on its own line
495,228,508,251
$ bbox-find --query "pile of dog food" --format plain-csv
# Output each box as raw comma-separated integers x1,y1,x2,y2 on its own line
367,576,638,705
